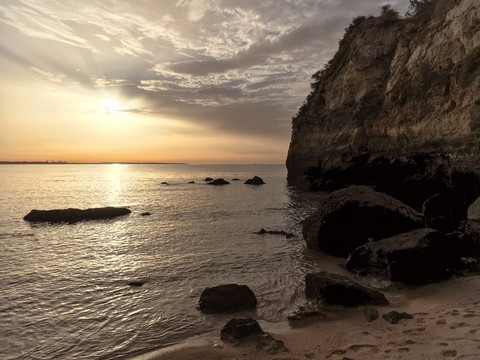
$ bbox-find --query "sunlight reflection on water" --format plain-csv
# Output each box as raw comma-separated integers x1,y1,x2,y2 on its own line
0,164,335,359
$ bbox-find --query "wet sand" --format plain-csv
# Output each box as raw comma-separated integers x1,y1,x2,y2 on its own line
134,274,480,360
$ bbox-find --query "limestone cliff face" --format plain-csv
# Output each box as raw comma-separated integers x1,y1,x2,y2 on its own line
287,0,480,189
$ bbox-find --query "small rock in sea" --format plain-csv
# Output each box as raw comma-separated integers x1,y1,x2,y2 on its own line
204,177,213,182
363,307,379,322
244,176,265,185
257,228,294,238
220,318,287,354
127,281,145,287
188,181,195,184
198,284,257,313
232,178,241,181
382,311,413,324
208,178,230,185
161,182,169,185
141,212,151,216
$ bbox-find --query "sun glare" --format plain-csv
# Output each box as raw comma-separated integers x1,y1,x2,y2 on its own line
103,98,123,114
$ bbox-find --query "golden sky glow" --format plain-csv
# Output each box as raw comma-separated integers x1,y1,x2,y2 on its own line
0,0,409,164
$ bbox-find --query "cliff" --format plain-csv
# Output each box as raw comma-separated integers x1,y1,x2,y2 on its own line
287,0,480,190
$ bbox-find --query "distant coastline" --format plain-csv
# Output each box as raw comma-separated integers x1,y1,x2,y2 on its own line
0,161,188,165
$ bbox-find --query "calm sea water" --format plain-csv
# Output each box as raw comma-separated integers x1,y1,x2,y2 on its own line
0,164,337,359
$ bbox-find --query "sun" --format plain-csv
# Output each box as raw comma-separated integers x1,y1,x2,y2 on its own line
103,98,123,114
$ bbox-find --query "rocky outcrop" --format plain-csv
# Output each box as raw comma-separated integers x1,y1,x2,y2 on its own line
244,176,265,185
197,284,257,313
346,226,480,284
23,207,131,223
207,178,230,185
302,186,424,257
287,0,480,191
305,271,389,306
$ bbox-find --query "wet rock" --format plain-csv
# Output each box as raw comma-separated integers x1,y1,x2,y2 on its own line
287,304,328,324
208,178,230,185
220,318,287,354
363,307,379,322
24,207,131,223
232,178,241,181
161,182,168,185
141,212,151,216
257,228,294,238
302,185,424,257
382,311,413,324
198,284,257,313
127,281,145,287
245,176,265,185
346,227,480,285
188,181,195,184
204,177,213,182
305,271,389,307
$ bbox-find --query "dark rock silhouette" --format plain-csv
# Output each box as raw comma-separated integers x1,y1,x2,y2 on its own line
207,178,230,185
346,226,480,285
24,207,131,223
232,178,241,181
302,185,424,257
188,181,195,184
141,212,151,216
220,318,287,354
127,281,144,287
244,176,265,185
305,271,389,306
382,311,413,324
204,177,213,182
287,304,328,324
257,228,294,238
161,182,168,185
198,284,257,313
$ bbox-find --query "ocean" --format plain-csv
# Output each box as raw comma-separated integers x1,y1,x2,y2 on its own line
0,164,336,359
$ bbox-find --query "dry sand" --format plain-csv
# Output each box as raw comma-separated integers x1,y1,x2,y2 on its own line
134,274,480,360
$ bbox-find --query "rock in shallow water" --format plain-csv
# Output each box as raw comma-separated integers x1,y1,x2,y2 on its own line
23,207,131,223
207,178,230,185
305,271,389,307
198,284,257,313
302,185,424,257
244,176,265,185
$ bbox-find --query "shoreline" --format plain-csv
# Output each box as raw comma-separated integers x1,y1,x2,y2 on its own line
133,274,480,359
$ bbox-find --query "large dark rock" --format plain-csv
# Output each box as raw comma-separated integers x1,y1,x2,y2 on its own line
207,178,230,185
244,176,265,185
302,185,424,257
346,226,480,285
220,318,287,354
23,207,131,223
305,271,389,307
198,284,257,313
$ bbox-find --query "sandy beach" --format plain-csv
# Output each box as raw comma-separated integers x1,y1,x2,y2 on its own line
135,274,480,360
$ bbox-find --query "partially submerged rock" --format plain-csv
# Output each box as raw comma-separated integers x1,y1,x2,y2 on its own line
24,207,131,223
198,284,257,313
245,176,265,185
382,311,413,324
346,227,480,285
208,178,230,185
302,186,424,257
220,318,287,354
305,271,389,307
141,212,151,216
204,177,213,182
257,228,294,238
127,281,145,287
287,304,328,325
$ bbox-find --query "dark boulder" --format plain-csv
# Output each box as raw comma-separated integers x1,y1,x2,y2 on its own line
188,181,195,184
127,281,145,287
346,227,480,285
204,177,213,182
305,271,389,307
198,284,257,313
220,318,287,354
382,311,413,324
208,178,230,185
24,207,131,223
141,212,151,216
161,182,168,185
245,176,265,185
303,186,424,257
232,178,241,181
257,228,294,238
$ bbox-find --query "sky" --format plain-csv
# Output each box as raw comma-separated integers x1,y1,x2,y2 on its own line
0,0,410,164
